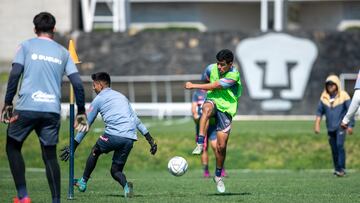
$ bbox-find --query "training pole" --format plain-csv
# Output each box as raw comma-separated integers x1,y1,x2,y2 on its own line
68,40,80,200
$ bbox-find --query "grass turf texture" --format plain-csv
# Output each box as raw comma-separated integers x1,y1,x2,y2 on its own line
1,119,360,202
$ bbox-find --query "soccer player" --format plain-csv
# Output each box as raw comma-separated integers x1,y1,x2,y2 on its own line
185,49,242,193
60,72,157,198
192,88,227,178
1,12,88,203
314,74,354,177
341,69,360,129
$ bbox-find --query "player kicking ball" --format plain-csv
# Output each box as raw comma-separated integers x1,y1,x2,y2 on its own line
60,72,157,198
191,88,227,178
185,49,242,193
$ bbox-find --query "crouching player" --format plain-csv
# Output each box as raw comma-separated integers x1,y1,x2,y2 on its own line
60,72,157,198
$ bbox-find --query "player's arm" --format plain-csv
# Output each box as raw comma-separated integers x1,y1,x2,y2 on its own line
74,100,99,144
185,78,236,91
1,43,25,123
60,100,99,161
314,101,324,134
343,97,355,134
5,63,23,105
1,63,24,123
185,81,222,90
130,104,157,155
68,73,85,114
342,89,360,128
65,54,88,131
314,116,321,134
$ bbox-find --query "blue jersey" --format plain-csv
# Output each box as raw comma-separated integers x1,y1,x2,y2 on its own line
75,88,148,143
13,37,78,114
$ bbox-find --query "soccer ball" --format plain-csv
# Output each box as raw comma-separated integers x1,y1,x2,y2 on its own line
167,156,188,176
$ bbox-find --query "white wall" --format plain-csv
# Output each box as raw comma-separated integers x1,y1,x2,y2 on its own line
130,2,260,31
0,0,73,62
295,2,343,30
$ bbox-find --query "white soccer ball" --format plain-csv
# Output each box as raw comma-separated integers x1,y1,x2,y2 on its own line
167,156,188,176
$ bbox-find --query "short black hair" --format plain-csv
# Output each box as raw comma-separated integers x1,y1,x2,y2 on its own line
216,49,234,64
91,72,111,86
33,12,56,34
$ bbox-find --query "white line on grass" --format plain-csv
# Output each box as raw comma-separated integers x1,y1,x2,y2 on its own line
0,167,45,172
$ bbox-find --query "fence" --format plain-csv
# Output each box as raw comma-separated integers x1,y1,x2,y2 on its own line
60,73,360,119
61,74,202,119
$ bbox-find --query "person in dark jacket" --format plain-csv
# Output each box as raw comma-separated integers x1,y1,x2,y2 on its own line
314,74,354,177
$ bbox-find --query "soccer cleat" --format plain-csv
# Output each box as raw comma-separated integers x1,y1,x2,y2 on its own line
334,171,345,177
203,170,210,178
213,176,226,193
124,182,134,198
192,144,203,155
74,177,87,192
13,197,31,203
221,168,228,177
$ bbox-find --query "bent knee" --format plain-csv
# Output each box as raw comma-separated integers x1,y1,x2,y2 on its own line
217,144,226,153
92,144,102,157
202,105,214,116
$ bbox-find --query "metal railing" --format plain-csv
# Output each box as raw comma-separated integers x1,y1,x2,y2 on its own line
61,74,202,118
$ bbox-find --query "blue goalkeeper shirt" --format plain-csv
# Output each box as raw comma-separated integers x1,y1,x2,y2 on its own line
75,87,148,143
12,37,79,114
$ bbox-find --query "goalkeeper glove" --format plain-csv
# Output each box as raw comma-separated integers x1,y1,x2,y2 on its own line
144,132,157,155
75,113,89,132
60,140,79,162
1,104,13,124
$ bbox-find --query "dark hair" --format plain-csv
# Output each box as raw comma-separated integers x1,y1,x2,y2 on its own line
216,49,234,64
33,12,56,34
91,72,111,86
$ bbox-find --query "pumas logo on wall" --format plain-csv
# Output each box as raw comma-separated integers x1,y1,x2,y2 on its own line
236,33,318,111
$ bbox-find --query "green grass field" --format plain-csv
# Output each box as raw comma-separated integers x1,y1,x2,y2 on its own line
1,119,360,202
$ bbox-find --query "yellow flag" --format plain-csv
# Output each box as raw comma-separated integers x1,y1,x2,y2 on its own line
68,40,80,64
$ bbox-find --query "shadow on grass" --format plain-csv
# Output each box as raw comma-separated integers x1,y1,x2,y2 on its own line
206,192,252,196
105,192,251,198
106,194,144,198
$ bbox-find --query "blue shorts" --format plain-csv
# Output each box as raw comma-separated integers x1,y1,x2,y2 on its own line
7,110,60,146
96,134,134,165
206,100,232,133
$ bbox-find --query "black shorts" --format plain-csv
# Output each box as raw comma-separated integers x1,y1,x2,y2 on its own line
96,134,134,165
205,100,232,133
7,110,60,146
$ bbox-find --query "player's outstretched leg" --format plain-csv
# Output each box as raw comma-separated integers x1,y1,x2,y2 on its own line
111,163,134,198
124,182,133,198
193,102,213,155
192,134,204,155
74,178,87,192
74,144,102,192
